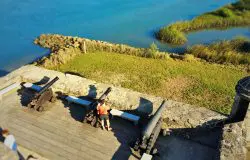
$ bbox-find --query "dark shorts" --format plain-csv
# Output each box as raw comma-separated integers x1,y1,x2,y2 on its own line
100,114,109,120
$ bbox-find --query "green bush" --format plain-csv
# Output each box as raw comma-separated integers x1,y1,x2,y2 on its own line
188,38,250,65
217,8,235,18
157,27,187,45
145,42,159,58
233,0,250,10
183,54,197,62
149,42,158,53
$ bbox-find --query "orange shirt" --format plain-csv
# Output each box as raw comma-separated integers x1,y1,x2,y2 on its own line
97,103,109,115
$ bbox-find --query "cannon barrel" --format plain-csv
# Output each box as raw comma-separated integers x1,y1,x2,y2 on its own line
228,76,250,123
97,87,112,102
142,100,167,140
84,87,112,126
89,87,112,109
37,76,59,96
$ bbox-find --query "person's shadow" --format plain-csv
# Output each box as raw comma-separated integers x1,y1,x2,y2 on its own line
86,85,97,99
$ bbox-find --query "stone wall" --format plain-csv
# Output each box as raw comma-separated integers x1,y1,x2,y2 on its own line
34,34,171,68
220,122,246,160
244,108,250,159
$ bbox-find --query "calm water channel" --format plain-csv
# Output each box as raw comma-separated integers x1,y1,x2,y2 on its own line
1,0,249,75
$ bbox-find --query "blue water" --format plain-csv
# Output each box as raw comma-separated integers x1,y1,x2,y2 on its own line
1,0,249,74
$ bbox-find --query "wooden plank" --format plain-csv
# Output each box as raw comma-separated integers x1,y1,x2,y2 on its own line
41,112,116,142
8,121,112,160
7,126,69,160
0,142,19,160
8,125,93,160
14,110,117,146
12,111,114,147
18,137,69,160
0,107,20,125
8,112,116,157
8,123,79,156
26,107,138,144
11,117,113,158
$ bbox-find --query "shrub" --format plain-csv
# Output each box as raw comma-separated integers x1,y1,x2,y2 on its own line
233,0,250,10
148,42,159,58
188,38,250,65
143,42,159,58
157,27,187,45
149,42,159,53
217,8,235,18
183,54,197,62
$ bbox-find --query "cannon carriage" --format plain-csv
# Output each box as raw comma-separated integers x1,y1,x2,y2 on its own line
83,87,112,127
133,100,167,155
24,77,59,112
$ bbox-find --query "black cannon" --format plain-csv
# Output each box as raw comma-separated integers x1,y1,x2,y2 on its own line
83,87,112,127
134,100,167,155
27,77,59,112
227,76,250,123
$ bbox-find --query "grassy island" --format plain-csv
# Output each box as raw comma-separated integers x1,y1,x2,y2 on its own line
156,0,250,45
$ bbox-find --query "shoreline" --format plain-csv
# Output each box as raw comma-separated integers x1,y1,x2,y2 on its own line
34,34,250,67
33,34,175,68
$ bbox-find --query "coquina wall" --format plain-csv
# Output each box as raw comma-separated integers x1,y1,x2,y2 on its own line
34,34,175,68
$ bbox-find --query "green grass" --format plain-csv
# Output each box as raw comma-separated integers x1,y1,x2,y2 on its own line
187,37,250,65
156,0,250,45
48,51,248,114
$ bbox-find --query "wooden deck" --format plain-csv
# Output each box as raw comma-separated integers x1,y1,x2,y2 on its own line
0,90,140,160
0,142,19,160
0,89,221,160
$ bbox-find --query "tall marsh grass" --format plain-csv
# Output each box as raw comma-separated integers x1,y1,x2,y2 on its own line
187,37,250,65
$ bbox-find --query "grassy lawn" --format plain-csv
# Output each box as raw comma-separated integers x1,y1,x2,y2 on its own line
50,52,248,114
